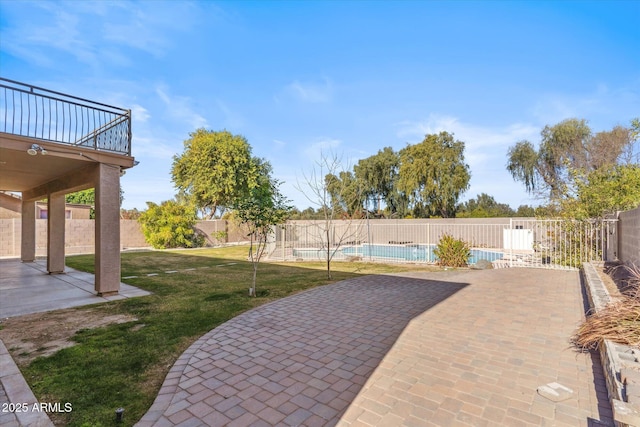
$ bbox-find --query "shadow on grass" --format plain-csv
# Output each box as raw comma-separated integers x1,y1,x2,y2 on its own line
14,248,467,426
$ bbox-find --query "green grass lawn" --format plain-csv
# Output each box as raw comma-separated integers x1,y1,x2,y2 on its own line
21,246,437,426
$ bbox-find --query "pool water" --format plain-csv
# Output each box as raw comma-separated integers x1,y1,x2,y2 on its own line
293,244,504,264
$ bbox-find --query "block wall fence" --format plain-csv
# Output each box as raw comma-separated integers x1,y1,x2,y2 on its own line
617,207,640,266
0,219,248,258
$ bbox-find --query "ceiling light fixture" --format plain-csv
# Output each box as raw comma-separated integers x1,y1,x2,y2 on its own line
27,144,47,156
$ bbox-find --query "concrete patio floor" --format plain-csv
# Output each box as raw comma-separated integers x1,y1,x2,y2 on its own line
0,258,150,319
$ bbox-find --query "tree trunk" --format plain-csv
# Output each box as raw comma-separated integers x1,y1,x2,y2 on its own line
326,227,331,280
251,262,257,297
249,236,257,296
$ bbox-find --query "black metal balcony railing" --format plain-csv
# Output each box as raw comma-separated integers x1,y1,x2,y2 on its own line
0,77,131,156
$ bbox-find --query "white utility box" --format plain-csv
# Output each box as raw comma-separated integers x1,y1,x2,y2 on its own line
503,228,534,251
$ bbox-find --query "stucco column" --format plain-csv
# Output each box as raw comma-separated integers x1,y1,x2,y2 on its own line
95,163,121,296
20,199,36,262
47,193,66,274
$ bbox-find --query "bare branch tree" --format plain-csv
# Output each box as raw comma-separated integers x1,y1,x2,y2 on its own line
295,151,365,279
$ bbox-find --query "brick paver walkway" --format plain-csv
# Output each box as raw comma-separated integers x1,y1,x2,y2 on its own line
136,268,612,427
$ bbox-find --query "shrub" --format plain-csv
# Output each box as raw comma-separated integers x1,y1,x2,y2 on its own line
433,234,470,267
139,201,204,249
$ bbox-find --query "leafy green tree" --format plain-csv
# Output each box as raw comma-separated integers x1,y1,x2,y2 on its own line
457,193,515,218
233,161,292,296
66,189,96,218
354,147,405,215
631,118,640,141
561,164,640,219
397,131,471,218
66,189,95,205
289,207,324,220
66,188,124,219
138,200,203,249
507,118,636,201
171,129,260,219
515,205,536,217
505,140,539,195
325,171,365,217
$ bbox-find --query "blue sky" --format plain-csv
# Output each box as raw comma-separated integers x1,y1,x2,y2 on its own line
1,0,638,211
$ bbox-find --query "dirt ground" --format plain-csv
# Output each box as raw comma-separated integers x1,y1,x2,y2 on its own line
604,261,639,298
0,308,136,367
600,262,624,299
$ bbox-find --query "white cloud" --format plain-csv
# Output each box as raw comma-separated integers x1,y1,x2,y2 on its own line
215,100,245,129
156,85,208,130
131,104,151,123
303,137,342,159
286,78,333,103
395,115,541,207
120,175,175,209
0,1,198,68
396,114,538,147
2,4,99,66
101,1,189,58
529,82,640,129
131,135,176,160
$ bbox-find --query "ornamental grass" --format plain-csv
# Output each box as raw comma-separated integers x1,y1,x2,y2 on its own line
573,263,640,350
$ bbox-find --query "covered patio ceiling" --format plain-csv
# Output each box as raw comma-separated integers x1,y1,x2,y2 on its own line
0,133,135,196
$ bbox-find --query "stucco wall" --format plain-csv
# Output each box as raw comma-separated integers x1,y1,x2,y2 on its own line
0,193,22,219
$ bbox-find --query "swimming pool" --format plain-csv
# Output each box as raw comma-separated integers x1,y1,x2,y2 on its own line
292,244,504,264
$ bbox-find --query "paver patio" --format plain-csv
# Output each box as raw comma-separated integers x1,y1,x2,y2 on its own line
137,268,613,426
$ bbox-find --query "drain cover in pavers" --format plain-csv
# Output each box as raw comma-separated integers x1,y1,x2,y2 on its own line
537,382,574,402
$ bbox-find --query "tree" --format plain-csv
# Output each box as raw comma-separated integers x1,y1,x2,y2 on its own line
456,193,515,218
138,200,204,249
397,131,471,218
66,189,95,206
66,188,124,219
325,171,365,217
289,207,324,220
296,151,365,279
507,118,637,201
561,164,640,219
515,205,536,217
65,189,96,219
354,147,405,215
505,140,539,194
631,118,640,141
233,161,292,296
171,129,259,219
120,208,142,220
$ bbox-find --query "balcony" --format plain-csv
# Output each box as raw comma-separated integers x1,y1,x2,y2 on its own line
0,77,131,156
